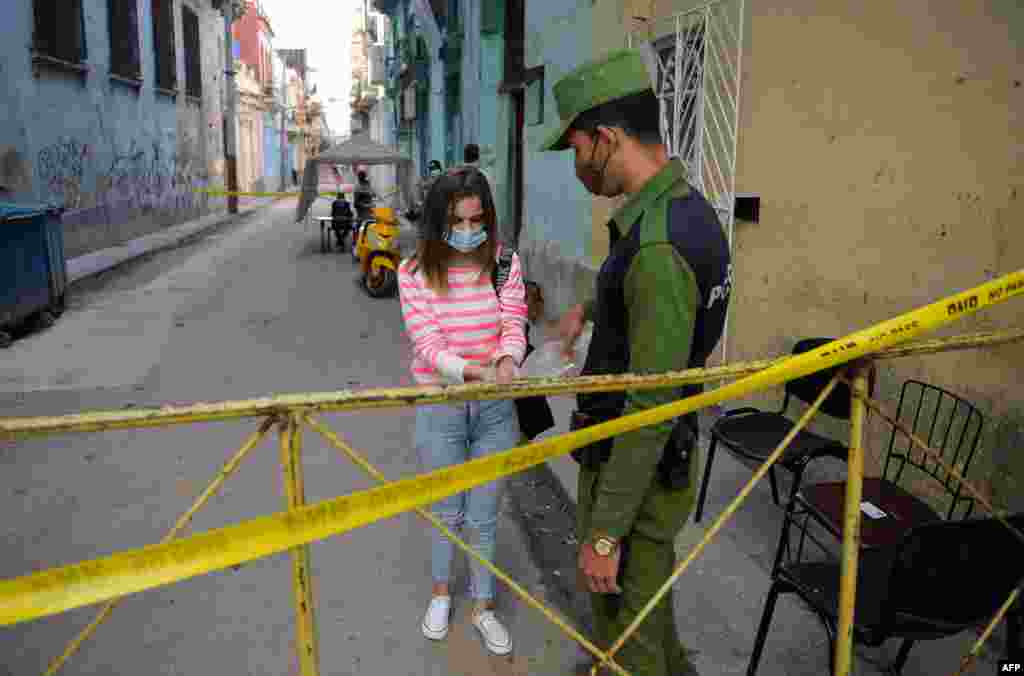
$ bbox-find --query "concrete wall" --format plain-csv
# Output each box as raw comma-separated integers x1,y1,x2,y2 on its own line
517,0,597,318
459,0,481,149
583,0,1024,510
478,32,504,222
0,0,227,259
369,99,397,192
727,0,1024,509
454,0,503,219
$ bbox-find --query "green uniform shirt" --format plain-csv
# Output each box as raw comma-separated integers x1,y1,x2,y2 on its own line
585,160,701,542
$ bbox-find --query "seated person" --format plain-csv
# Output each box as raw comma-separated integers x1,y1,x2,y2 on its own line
331,192,354,246
331,192,353,226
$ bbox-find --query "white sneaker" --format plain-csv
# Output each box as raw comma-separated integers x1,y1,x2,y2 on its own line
472,610,512,655
421,596,451,641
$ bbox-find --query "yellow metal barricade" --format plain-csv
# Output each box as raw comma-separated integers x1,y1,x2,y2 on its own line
0,269,1021,676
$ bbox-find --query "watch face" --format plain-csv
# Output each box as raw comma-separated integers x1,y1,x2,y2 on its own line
595,539,613,556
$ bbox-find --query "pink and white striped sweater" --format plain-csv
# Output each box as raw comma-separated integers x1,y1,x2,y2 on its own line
398,250,528,385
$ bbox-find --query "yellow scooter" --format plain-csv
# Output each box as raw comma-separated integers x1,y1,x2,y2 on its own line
352,206,401,298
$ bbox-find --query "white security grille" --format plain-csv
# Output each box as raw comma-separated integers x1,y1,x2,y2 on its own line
630,0,745,363
631,0,744,239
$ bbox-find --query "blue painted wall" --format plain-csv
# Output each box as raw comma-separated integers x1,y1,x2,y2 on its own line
0,0,224,258
520,0,594,260
479,26,504,229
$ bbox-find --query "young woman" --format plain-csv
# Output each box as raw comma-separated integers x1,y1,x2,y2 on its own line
397,168,527,656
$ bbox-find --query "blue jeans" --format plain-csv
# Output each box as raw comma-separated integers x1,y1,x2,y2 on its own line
415,399,520,600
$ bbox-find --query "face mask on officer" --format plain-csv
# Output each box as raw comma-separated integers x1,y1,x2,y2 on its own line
575,127,621,197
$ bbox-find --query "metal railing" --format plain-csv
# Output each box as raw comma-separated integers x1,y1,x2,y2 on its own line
0,270,1022,676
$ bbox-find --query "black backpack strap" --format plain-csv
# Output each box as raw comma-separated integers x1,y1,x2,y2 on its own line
491,245,515,293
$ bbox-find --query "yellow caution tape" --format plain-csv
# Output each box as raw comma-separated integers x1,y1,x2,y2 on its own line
191,189,306,197
0,270,1020,626
193,187,400,199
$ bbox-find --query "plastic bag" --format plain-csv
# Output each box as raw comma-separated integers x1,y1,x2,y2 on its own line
521,323,593,379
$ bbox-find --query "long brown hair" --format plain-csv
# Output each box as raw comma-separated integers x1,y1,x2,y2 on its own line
409,167,498,294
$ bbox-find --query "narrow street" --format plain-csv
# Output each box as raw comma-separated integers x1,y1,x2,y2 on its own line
0,199,582,676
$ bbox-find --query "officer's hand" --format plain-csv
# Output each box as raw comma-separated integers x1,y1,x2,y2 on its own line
558,304,586,361
579,543,622,594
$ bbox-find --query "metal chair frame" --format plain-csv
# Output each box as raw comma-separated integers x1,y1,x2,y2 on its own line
771,379,985,576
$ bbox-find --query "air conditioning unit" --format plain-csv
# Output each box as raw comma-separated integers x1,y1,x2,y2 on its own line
368,44,386,85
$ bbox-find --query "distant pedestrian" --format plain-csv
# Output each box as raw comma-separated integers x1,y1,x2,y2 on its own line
462,144,494,189
398,167,526,657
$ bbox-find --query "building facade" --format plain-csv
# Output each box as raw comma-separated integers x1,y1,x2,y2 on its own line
373,0,1024,512
0,0,234,259
278,48,321,182
235,59,266,191
372,0,503,215
350,5,397,194
611,0,1023,512
232,0,297,192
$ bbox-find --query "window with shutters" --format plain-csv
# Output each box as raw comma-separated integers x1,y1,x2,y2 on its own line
152,0,177,93
183,5,202,99
108,0,141,80
32,0,88,65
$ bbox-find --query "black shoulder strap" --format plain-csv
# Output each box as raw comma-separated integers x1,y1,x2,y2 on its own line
491,245,515,293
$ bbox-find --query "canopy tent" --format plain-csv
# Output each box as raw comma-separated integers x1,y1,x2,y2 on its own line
295,133,413,223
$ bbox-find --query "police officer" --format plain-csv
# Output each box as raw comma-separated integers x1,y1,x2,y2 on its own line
542,48,732,676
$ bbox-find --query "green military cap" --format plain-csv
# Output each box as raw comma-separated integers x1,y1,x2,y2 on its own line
539,48,656,152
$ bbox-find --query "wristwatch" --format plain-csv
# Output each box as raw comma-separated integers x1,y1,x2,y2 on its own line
591,535,619,557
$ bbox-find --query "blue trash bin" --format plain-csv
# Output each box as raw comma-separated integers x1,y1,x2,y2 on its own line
0,201,66,346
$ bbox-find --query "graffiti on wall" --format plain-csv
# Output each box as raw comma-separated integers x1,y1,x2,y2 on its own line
100,133,204,211
37,137,91,208
33,126,213,215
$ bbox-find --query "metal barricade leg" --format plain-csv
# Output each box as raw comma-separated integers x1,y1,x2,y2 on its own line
279,414,321,676
834,365,869,676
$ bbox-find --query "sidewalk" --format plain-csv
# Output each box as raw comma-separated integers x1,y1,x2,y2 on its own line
527,323,998,676
67,198,284,284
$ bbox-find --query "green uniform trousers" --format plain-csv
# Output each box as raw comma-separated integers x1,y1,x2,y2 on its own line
578,461,700,676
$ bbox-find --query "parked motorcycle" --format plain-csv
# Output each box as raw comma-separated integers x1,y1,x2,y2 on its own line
353,206,401,298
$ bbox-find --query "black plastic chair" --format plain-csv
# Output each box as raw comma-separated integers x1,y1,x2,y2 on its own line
747,513,1024,675
777,380,985,574
695,337,867,524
